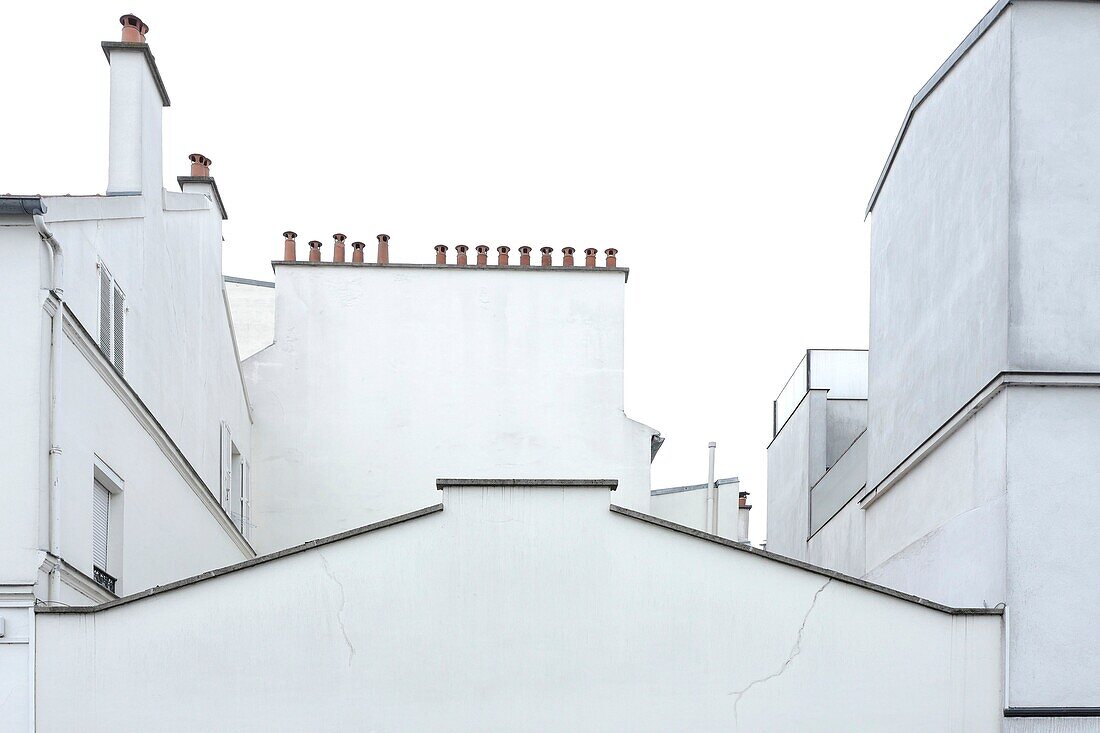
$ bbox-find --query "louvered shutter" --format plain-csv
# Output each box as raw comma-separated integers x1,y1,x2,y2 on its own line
220,422,232,509
99,265,112,353
93,480,110,571
112,284,125,374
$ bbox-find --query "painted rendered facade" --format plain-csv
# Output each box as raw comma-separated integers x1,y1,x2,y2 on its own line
767,1,1100,724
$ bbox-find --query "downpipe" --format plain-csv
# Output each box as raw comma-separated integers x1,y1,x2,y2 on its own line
34,212,64,604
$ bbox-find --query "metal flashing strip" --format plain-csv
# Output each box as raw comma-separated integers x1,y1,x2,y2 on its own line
610,505,1002,617
1005,708,1100,718
45,296,255,558
272,260,631,282
866,0,1012,214
437,478,618,490
651,477,738,496
860,371,1100,508
100,42,171,106
37,505,443,614
224,275,275,288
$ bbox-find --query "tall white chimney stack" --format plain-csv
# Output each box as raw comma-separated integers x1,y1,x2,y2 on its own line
103,14,170,196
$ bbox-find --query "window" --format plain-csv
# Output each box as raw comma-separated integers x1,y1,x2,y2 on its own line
220,422,251,536
97,260,125,375
92,479,115,593
92,459,124,595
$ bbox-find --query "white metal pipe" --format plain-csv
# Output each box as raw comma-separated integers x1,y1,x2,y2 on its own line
34,212,64,604
706,442,717,534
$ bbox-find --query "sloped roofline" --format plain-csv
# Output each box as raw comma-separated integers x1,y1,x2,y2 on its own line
610,505,1002,616
866,0,1013,216
38,504,444,614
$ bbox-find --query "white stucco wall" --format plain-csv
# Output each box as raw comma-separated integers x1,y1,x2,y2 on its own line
0,223,46,585
862,391,1007,609
35,482,1003,732
765,390,826,560
1005,386,1100,707
245,263,656,553
224,279,276,359
1009,1,1100,373
867,11,1012,492
649,480,743,540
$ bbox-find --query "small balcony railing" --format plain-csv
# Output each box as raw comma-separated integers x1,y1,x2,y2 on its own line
93,566,117,594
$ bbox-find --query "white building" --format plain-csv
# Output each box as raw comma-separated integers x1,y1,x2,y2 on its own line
766,1,1100,727
6,3,1098,730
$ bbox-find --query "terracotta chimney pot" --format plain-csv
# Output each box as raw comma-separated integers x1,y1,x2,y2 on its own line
540,246,554,267
497,246,511,266
562,247,576,267
282,231,298,261
332,233,347,263
604,248,618,268
308,240,322,263
475,245,489,267
188,153,210,177
584,248,598,268
351,241,366,263
455,244,469,266
518,246,532,267
375,234,390,265
434,244,449,265
120,14,148,43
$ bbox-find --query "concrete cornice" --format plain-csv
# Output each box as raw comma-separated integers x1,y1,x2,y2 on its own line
38,555,116,605
37,505,443,614
860,370,1100,508
100,42,170,107
610,505,1002,617
44,296,255,558
272,260,631,282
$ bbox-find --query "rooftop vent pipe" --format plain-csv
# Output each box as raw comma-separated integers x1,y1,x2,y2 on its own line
308,240,322,262
605,248,618,267
435,244,448,265
351,241,366,263
518,246,532,267
584,248,598,268
497,246,510,266
562,247,575,267
475,245,489,267
540,246,553,266
455,244,469,266
376,234,390,264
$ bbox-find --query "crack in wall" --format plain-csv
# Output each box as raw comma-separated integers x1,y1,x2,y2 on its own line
319,551,356,667
729,578,832,715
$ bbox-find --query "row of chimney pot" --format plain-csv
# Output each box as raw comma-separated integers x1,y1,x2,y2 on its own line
125,17,622,271
280,233,618,268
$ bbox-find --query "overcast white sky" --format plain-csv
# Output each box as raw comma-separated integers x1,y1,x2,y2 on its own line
6,1,994,541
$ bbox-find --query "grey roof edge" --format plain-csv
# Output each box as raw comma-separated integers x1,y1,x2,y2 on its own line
1004,708,1100,718
177,176,227,220
0,196,45,216
224,275,275,288
437,478,618,490
651,477,739,496
609,505,1004,616
37,504,444,614
101,41,171,107
272,260,630,282
866,0,1012,216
